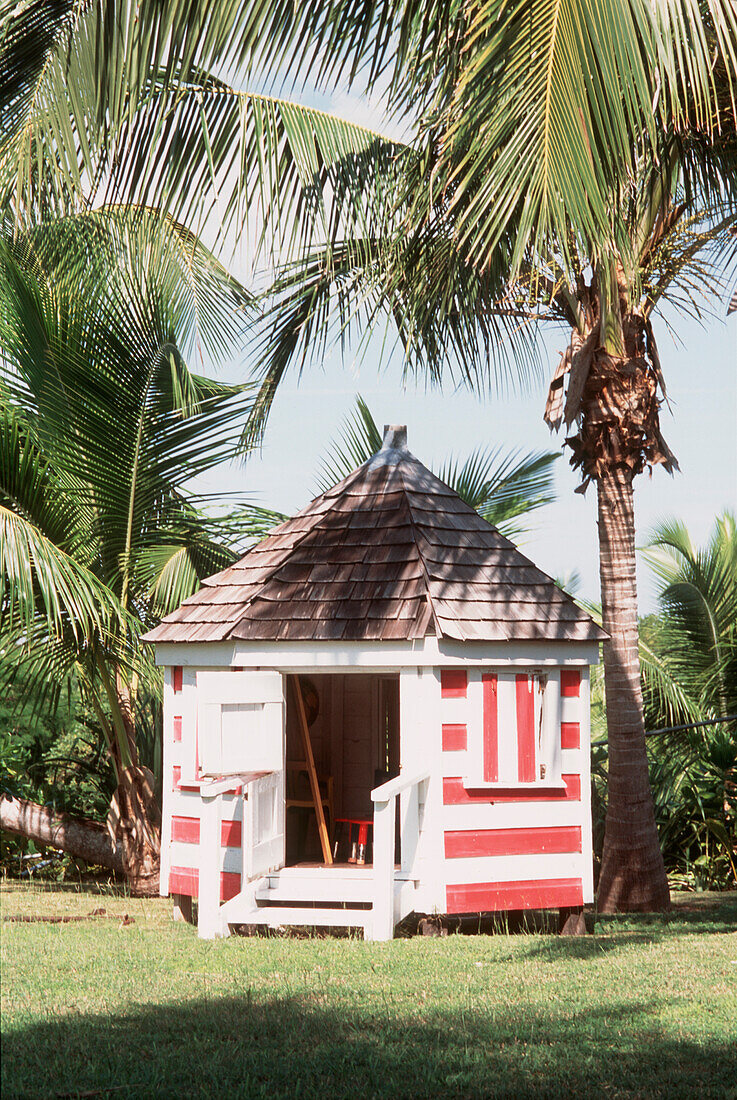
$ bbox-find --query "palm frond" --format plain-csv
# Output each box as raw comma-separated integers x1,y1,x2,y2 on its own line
642,513,737,726
435,447,559,539
314,396,383,494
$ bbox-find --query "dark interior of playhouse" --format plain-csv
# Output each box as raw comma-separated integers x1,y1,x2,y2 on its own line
284,674,400,867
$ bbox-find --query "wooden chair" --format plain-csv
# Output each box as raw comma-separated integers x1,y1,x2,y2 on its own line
285,761,334,855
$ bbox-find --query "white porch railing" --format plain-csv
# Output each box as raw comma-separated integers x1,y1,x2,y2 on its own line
369,770,430,941
198,773,256,939
196,769,430,940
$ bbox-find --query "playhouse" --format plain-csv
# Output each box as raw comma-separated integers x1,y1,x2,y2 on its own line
144,426,603,939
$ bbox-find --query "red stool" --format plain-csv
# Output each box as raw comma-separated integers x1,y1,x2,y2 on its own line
334,817,373,865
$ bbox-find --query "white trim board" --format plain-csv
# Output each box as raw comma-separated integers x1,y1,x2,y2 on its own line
152,637,600,670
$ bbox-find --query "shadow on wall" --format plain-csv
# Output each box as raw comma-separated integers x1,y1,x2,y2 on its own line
4,991,736,1099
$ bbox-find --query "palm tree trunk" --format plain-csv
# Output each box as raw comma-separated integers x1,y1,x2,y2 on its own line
95,661,162,895
0,794,125,874
596,466,670,911
107,764,161,897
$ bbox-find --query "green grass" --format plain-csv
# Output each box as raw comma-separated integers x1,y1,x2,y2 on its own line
2,885,736,1099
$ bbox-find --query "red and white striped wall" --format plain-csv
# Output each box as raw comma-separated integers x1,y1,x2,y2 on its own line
161,665,243,902
438,666,593,913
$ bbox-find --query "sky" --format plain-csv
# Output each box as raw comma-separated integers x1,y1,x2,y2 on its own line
193,80,737,617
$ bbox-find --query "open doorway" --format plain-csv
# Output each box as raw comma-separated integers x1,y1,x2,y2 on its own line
284,673,400,866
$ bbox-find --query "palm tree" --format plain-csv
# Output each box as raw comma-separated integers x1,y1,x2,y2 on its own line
3,1,736,910
318,395,559,543
0,210,278,891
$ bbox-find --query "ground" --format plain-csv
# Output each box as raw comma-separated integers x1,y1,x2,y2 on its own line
1,884,736,1099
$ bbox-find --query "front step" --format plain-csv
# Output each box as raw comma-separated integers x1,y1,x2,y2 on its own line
218,867,420,939
257,868,375,905
241,905,372,930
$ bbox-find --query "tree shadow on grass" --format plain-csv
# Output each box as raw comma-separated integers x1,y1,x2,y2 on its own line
4,992,736,1100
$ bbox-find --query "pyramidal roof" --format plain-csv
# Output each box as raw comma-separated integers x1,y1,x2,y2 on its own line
144,427,603,645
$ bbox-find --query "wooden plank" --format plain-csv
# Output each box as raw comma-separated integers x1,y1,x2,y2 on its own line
561,670,581,697
516,675,536,783
247,906,371,929
221,871,241,901
444,852,583,884
221,819,242,847
168,867,241,903
197,791,222,937
561,722,581,749
444,825,582,859
443,775,582,804
482,675,498,782
369,794,396,941
290,676,333,865
442,724,467,751
171,816,199,844
446,878,584,913
441,670,467,698
441,799,586,831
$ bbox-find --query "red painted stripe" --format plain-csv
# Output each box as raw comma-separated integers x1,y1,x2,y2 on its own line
443,774,581,804
172,666,183,693
171,816,241,848
221,820,242,848
172,766,181,791
441,670,467,698
482,674,498,782
172,716,183,742
561,722,580,749
169,866,197,896
444,825,582,859
169,868,242,902
171,816,199,844
515,674,535,782
442,723,467,751
561,670,581,697
221,872,241,901
446,878,583,913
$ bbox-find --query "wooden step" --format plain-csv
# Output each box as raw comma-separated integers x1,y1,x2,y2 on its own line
257,877,374,904
267,866,375,883
243,906,372,930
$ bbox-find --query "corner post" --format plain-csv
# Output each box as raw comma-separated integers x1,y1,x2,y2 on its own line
198,788,224,939
369,796,396,941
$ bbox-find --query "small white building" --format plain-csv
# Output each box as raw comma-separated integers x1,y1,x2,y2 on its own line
144,427,603,939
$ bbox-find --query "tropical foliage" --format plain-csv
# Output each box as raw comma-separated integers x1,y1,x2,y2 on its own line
589,515,737,891
641,514,737,889
0,209,275,888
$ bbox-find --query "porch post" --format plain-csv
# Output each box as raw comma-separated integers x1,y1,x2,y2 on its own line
399,782,420,875
198,789,224,939
369,796,396,941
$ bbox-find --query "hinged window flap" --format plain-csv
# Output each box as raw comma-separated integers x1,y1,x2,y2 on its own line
196,671,284,777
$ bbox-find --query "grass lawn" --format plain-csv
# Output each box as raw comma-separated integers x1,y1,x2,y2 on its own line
2,884,736,1099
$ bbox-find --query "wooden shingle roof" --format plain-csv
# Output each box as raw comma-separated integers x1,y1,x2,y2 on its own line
144,427,604,645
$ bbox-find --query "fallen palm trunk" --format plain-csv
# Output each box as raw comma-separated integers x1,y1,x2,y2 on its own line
0,793,125,875
4,909,135,925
